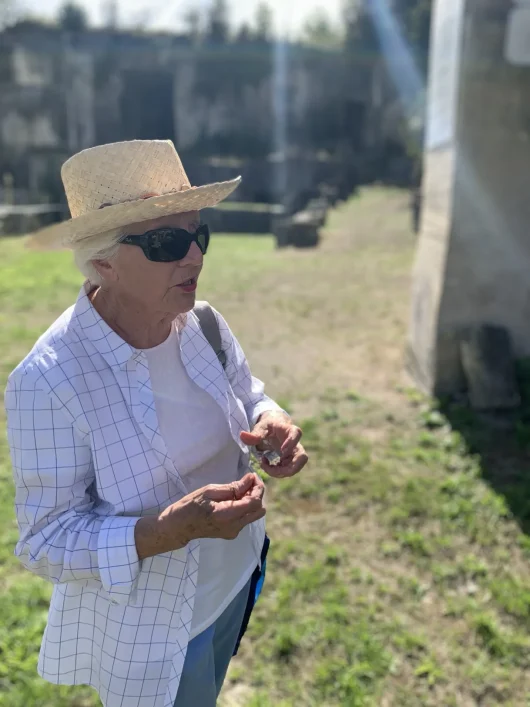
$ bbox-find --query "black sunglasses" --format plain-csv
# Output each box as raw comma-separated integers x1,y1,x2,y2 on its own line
119,224,210,262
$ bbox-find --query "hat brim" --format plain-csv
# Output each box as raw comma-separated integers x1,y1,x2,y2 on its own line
27,177,242,250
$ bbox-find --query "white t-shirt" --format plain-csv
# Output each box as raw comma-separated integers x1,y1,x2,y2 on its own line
144,322,257,639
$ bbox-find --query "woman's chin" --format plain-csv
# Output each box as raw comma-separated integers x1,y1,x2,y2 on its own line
175,290,197,312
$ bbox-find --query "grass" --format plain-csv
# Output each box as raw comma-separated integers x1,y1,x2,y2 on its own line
1,188,530,706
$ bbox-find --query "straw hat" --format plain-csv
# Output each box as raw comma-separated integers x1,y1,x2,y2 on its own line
28,140,241,250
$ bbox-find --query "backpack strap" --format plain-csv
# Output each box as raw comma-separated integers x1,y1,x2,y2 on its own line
193,301,227,370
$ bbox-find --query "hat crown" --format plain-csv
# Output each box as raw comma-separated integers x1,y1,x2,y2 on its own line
62,140,191,218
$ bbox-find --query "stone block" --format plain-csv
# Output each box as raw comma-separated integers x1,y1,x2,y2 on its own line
460,324,521,411
273,210,321,249
407,0,530,396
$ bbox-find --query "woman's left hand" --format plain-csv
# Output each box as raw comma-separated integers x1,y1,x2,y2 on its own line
240,411,308,478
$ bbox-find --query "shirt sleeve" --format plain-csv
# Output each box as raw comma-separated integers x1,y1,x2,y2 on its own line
5,371,142,605
212,308,286,426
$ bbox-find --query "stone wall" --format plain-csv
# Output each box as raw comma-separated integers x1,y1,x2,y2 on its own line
407,0,530,396
444,2,530,360
0,24,377,205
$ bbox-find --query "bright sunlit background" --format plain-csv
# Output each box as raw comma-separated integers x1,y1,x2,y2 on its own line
14,0,344,35
5,3,530,707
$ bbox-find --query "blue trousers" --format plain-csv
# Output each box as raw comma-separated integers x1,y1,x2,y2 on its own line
174,577,252,706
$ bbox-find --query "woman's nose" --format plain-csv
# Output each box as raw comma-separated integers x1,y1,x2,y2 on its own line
179,241,203,267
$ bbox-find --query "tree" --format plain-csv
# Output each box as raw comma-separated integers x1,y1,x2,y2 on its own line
206,0,230,44
342,0,432,61
343,0,380,56
102,0,119,29
392,0,432,70
183,7,203,44
58,2,88,32
253,1,273,42
301,8,341,49
0,0,18,29
235,22,253,44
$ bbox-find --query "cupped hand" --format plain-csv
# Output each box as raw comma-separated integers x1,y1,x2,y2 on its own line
240,411,309,479
159,473,266,544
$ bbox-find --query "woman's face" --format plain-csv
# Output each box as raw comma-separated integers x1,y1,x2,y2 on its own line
98,210,203,316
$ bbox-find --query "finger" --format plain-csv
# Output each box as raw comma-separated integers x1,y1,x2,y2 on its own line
248,477,266,500
206,487,239,502
259,453,280,472
206,474,255,501
249,474,265,491
214,498,264,524
240,430,266,446
266,447,308,478
275,453,294,468
238,506,267,529
280,426,302,460
233,473,259,499
243,474,265,498
278,451,308,477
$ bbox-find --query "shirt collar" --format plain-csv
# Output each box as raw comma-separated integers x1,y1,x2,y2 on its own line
71,282,188,372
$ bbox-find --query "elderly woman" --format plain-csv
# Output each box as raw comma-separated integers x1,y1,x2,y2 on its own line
5,140,308,707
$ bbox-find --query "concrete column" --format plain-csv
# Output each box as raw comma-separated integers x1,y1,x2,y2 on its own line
64,48,96,152
407,0,530,396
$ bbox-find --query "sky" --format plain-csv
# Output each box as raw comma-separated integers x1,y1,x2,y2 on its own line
20,0,344,36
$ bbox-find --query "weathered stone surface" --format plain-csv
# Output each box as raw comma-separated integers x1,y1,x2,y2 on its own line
0,17,418,212
460,324,520,411
202,206,275,235
0,204,66,235
407,0,530,397
0,24,385,206
305,197,329,227
273,210,321,249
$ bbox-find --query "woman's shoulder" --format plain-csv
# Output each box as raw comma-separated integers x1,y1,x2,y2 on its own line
7,303,80,391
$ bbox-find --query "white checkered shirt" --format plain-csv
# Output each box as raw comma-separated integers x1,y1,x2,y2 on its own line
5,284,281,707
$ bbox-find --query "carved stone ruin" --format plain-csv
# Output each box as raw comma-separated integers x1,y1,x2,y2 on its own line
407,0,530,408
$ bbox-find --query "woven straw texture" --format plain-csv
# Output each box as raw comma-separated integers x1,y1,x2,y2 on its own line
28,140,241,250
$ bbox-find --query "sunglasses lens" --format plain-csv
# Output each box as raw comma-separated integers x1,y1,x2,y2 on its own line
199,224,210,254
148,230,186,261
144,226,209,262
165,242,190,261
197,232,207,254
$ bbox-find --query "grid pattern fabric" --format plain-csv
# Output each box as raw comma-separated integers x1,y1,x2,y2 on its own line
4,284,280,707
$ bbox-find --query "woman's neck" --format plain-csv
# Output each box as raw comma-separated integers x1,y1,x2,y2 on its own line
89,286,175,350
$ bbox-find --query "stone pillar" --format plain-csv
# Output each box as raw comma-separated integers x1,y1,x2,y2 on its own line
64,49,96,151
407,0,530,396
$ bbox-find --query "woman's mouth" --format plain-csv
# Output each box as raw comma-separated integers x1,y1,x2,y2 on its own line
176,277,198,293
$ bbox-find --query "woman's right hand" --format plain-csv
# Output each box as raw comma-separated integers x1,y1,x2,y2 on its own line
135,473,266,560
162,472,266,543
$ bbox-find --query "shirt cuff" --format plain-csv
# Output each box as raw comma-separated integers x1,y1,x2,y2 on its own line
250,399,288,428
98,516,142,604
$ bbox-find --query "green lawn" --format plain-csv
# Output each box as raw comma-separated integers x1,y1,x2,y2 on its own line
1,189,530,706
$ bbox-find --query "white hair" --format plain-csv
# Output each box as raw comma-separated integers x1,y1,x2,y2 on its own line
72,227,125,285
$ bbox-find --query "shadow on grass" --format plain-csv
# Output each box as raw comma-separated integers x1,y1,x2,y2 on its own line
440,359,530,536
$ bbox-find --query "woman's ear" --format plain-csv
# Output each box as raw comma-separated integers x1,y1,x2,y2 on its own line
93,259,119,283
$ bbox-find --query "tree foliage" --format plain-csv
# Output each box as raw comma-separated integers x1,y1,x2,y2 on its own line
343,0,380,57
343,0,432,66
301,9,341,50
58,2,88,32
253,1,273,42
393,0,432,57
102,0,119,30
206,0,230,44
0,0,17,29
183,7,203,44
235,23,253,44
